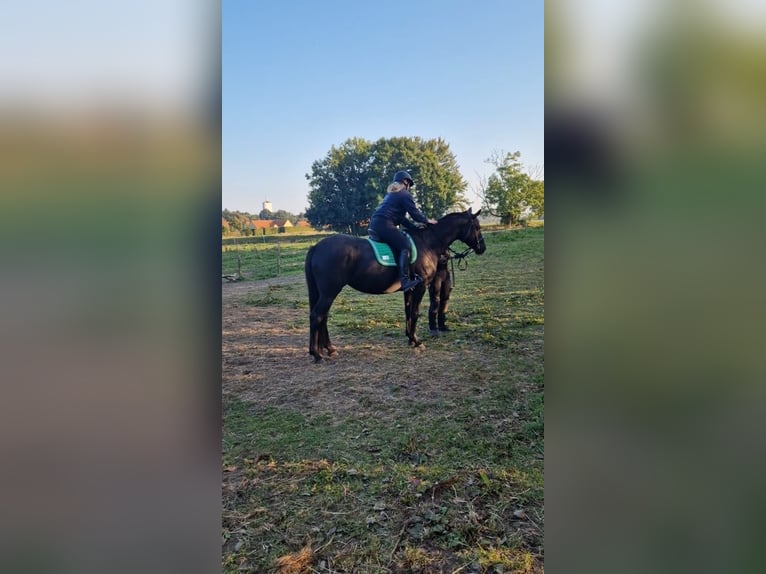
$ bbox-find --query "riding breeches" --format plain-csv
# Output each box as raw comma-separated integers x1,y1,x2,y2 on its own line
368,216,410,255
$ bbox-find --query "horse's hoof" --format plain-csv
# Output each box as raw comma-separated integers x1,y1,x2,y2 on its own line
415,342,426,352
326,345,338,357
429,329,441,337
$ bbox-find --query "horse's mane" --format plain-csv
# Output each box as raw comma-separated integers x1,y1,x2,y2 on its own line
439,211,469,221
403,211,470,239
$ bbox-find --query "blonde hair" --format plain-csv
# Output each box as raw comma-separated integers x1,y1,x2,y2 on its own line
387,182,406,193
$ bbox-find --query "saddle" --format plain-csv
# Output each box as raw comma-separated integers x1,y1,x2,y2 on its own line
366,232,417,267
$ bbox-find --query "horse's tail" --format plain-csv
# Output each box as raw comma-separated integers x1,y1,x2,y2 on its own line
305,244,318,312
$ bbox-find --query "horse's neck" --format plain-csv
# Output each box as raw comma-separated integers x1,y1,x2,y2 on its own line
430,220,462,251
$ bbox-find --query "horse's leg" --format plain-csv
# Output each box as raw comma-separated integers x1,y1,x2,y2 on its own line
309,309,322,363
310,297,328,363
428,280,441,336
407,286,427,347
324,331,337,356
306,246,321,361
438,274,452,331
320,316,337,357
309,301,336,361
311,293,338,361
309,304,322,362
404,291,413,340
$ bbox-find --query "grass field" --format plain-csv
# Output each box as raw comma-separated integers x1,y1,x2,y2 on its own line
222,226,544,573
222,239,316,280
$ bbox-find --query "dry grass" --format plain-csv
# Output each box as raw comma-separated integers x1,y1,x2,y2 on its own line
274,545,314,574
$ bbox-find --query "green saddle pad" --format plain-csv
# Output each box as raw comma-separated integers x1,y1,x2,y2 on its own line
366,232,417,266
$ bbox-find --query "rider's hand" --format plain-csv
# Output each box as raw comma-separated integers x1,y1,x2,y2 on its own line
427,218,437,225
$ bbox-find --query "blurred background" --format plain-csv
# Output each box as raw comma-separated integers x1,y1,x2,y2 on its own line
0,2,220,573
546,0,766,572
3,0,766,572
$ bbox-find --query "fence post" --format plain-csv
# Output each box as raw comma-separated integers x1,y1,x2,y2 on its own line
235,238,242,277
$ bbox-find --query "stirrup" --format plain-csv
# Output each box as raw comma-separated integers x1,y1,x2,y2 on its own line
400,276,422,292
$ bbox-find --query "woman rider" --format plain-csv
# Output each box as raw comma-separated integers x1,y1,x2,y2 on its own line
368,170,437,292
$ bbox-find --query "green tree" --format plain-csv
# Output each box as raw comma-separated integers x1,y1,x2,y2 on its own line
305,136,467,233
479,151,544,226
256,208,298,223
371,136,467,218
305,138,378,235
222,209,253,234
272,209,297,223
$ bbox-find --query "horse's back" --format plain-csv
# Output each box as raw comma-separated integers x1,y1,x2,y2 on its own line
313,234,368,262
310,234,366,282
312,234,399,295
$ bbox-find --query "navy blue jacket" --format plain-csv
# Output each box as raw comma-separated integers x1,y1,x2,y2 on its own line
371,190,429,226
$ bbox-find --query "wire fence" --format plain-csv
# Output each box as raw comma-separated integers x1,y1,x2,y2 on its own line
222,234,324,282
221,223,542,282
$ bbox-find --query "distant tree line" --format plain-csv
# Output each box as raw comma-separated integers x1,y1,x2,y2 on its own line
224,140,543,236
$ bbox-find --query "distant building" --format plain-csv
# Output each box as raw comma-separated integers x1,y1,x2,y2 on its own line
247,220,272,235
262,199,273,212
246,219,293,235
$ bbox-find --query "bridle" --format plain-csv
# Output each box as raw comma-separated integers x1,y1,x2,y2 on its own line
435,214,483,286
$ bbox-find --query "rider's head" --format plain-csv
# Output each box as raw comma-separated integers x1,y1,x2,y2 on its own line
392,170,414,188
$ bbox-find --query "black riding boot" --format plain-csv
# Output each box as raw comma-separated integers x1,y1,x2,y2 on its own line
398,250,422,292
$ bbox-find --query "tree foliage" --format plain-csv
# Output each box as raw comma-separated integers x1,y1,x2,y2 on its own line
305,136,467,234
479,151,544,226
371,137,468,218
259,209,297,223
304,138,377,235
221,209,253,233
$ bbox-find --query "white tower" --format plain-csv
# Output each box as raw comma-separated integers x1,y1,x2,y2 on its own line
262,199,273,213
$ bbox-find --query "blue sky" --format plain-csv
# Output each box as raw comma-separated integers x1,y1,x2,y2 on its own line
223,0,543,215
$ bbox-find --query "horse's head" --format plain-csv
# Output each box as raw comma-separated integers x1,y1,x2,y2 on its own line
459,207,486,254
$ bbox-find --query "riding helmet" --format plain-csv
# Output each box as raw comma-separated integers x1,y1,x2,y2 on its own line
392,170,414,187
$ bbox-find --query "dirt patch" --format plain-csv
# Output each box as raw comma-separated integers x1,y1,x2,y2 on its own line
222,278,502,421
222,274,304,297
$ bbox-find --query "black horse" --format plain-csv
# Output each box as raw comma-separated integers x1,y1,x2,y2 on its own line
304,208,486,362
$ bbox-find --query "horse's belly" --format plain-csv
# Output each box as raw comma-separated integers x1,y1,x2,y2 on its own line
382,280,401,294
348,274,401,295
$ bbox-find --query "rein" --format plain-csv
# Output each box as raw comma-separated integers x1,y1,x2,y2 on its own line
446,246,474,286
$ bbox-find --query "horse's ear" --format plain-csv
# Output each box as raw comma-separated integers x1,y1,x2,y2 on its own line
467,207,473,214
475,208,481,217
